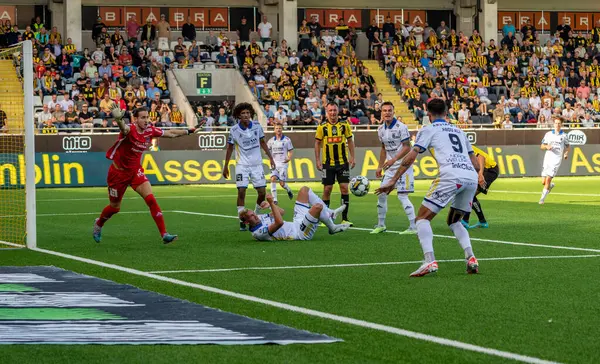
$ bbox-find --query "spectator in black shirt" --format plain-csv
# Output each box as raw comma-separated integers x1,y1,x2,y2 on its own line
308,16,322,41
299,48,312,65
366,19,380,59
182,17,196,41
78,104,95,132
237,17,252,46
92,17,106,44
521,20,536,38
382,17,395,40
557,21,572,42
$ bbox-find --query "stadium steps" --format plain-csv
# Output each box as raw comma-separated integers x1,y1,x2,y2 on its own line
0,60,24,131
363,60,417,128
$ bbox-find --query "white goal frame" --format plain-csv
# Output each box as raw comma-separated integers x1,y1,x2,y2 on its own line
24,40,36,249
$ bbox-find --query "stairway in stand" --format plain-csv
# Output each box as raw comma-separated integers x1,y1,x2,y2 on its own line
0,59,25,132
363,60,417,128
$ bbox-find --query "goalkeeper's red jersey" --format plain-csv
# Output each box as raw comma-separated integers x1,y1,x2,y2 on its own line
106,125,164,170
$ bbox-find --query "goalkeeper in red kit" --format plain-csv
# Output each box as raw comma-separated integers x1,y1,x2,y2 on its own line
93,105,196,244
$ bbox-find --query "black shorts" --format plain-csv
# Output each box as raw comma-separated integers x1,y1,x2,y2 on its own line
479,165,499,194
321,164,350,185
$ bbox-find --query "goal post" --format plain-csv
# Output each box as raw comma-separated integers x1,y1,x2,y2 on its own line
0,40,36,249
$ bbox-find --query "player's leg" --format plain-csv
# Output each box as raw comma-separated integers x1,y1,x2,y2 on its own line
321,166,335,208
300,186,347,233
449,182,479,274
93,166,126,243
539,163,557,204
410,204,439,277
397,167,416,234
270,174,279,204
235,165,250,230
134,180,177,244
278,165,293,199
251,165,267,212
338,165,352,226
372,169,391,234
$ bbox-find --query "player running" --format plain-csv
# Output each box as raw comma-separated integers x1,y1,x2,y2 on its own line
539,119,569,205
267,124,294,204
93,106,195,244
223,103,275,231
372,102,416,235
376,99,481,277
240,187,350,241
461,145,499,229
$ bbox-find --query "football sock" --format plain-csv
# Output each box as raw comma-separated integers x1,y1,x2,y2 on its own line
398,193,416,229
472,197,486,223
377,193,388,226
254,204,261,213
144,194,166,237
323,199,330,207
449,221,474,259
307,188,322,205
341,194,349,220
306,188,336,225
416,219,435,262
97,205,120,227
282,182,292,193
271,182,278,202
463,211,471,223
541,188,550,201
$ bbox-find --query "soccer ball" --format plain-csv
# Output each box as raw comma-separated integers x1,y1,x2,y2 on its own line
350,176,370,197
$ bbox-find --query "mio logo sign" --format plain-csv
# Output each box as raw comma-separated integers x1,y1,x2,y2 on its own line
567,130,587,145
198,134,227,150
465,132,477,144
62,136,92,153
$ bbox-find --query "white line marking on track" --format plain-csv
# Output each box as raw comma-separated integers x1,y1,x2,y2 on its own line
173,210,600,254
0,240,560,364
147,254,600,274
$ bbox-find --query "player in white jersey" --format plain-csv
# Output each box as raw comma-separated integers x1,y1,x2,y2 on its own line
376,99,481,277
371,102,416,235
267,124,294,203
539,119,569,205
240,187,350,241
223,103,275,231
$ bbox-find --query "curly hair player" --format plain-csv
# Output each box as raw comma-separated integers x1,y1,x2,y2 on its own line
222,103,276,231
93,105,196,244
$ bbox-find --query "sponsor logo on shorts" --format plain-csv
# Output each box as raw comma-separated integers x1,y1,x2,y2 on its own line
62,136,91,153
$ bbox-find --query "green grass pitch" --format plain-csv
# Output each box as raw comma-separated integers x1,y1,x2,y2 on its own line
1,177,600,363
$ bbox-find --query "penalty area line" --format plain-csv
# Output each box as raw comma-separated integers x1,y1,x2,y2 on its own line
173,210,600,254
0,240,560,364
147,254,600,274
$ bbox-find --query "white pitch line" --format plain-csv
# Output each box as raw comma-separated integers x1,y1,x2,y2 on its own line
147,254,600,274
487,190,600,198
173,210,600,254
0,241,559,364
0,211,150,218
37,194,238,202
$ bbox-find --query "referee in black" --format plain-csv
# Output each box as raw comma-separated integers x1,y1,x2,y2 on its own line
315,103,356,226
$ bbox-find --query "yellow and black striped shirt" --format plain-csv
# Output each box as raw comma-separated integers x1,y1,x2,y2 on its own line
472,145,497,169
170,111,183,124
148,111,159,122
315,121,353,167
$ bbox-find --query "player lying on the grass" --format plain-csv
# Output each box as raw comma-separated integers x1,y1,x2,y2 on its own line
222,102,275,231
372,102,416,235
267,124,294,204
240,187,351,241
93,105,196,244
539,119,569,205
376,99,481,277
460,145,499,229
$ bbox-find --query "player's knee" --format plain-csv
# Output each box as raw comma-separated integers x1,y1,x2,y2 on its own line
270,176,277,183
312,203,323,212
109,201,121,210
299,186,309,193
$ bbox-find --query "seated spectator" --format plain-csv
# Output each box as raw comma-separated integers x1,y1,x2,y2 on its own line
35,104,53,130
98,93,115,119
51,104,66,130
78,104,95,132
170,104,185,127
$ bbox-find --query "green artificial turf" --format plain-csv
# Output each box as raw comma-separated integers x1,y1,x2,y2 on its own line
1,177,599,363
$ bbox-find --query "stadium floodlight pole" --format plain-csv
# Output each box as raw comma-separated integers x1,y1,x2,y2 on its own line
23,40,37,249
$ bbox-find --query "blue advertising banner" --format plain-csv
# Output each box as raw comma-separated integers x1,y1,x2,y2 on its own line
1,146,600,188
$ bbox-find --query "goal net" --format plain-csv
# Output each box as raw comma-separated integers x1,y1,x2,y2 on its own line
0,40,36,249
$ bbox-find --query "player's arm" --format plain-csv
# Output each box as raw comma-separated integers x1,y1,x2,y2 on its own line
260,138,275,169
266,194,284,234
315,125,324,170
376,143,386,178
564,144,570,159
346,124,356,168
222,141,234,179
376,147,418,195
161,128,196,138
285,149,293,163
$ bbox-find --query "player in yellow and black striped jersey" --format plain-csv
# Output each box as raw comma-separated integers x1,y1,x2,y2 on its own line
461,145,499,230
315,103,356,225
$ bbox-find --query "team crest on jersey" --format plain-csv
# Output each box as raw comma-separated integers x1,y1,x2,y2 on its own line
332,128,338,136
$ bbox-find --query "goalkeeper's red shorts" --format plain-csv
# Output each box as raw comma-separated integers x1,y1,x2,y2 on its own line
106,164,149,203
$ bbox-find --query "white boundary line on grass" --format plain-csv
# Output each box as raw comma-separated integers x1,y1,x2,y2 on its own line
173,210,600,254
0,240,559,364
147,254,600,274
37,195,238,202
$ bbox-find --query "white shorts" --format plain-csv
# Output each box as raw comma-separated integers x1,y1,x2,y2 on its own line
271,164,289,182
541,160,561,178
422,178,478,214
382,166,414,194
292,202,319,240
235,164,266,189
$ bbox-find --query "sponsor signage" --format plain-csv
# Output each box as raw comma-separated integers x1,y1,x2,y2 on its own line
465,132,477,144
498,11,600,31
98,7,228,28
0,267,339,345
62,136,92,153
305,9,362,28
568,130,587,145
3,145,600,188
0,6,15,23
368,10,427,26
